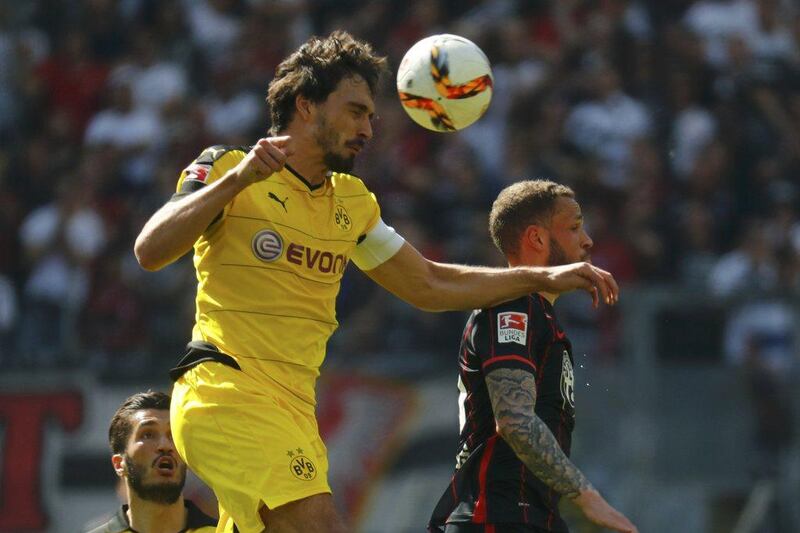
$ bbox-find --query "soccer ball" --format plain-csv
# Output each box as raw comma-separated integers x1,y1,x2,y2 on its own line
396,34,493,132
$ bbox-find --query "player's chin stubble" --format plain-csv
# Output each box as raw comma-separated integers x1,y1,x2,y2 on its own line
125,457,186,504
315,116,356,173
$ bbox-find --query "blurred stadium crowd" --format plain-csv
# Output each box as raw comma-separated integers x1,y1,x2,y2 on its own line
0,0,799,379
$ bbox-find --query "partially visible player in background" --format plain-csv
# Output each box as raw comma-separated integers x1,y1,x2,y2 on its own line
429,180,638,533
85,391,216,533
134,30,620,532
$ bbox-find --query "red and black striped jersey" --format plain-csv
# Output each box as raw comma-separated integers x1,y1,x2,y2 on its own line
429,293,576,532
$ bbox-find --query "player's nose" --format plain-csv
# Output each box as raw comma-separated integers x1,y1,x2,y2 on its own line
582,231,593,250
359,115,373,140
157,434,176,452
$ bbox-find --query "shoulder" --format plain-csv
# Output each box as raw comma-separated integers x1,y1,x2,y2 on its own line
477,295,542,343
177,145,250,189
82,507,129,533
330,172,373,196
483,294,533,317
194,144,251,165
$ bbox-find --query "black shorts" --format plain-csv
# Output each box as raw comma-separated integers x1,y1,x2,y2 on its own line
442,523,555,533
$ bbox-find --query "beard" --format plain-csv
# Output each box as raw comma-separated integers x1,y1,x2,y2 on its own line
547,238,571,267
125,455,186,504
322,150,356,173
315,115,356,173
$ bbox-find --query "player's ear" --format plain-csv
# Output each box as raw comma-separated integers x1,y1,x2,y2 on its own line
295,95,314,122
112,453,126,478
523,225,547,253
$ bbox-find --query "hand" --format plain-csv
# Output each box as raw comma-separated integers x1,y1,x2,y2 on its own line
233,136,293,187
541,262,619,308
572,489,638,533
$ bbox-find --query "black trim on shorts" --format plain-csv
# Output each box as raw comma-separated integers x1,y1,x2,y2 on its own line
169,341,241,381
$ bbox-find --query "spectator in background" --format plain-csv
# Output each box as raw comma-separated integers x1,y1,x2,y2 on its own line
201,63,262,144
677,200,720,289
118,32,188,114
0,273,17,359
744,0,798,66
708,219,778,297
564,61,652,189
34,30,108,134
84,74,164,151
84,72,165,188
668,72,718,180
16,178,105,367
183,0,244,65
723,246,798,530
683,0,761,70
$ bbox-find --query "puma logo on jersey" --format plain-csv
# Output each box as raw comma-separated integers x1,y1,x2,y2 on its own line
268,192,289,211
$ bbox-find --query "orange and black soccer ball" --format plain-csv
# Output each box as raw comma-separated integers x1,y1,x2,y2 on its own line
397,34,494,132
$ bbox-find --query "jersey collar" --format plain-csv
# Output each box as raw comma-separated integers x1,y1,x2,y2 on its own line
284,164,326,191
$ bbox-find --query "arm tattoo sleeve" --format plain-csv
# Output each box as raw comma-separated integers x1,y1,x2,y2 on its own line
485,367,592,499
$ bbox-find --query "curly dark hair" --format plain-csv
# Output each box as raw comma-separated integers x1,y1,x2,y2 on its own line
108,391,171,454
267,30,388,133
489,180,575,258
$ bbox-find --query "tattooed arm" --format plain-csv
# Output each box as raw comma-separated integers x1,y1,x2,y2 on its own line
485,367,590,497
485,367,638,533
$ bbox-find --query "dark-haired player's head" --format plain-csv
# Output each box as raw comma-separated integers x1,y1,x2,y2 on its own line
489,180,592,267
267,30,389,172
109,391,187,505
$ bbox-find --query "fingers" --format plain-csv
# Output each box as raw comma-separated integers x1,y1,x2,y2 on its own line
580,264,618,307
258,136,295,157
249,137,293,179
606,508,637,533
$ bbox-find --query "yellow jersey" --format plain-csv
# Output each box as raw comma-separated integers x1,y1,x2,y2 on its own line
172,145,381,406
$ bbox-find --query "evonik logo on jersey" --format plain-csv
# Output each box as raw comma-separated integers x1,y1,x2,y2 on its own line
286,243,348,274
251,230,348,274
497,312,528,345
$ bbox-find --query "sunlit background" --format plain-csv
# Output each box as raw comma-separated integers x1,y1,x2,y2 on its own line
0,1,799,532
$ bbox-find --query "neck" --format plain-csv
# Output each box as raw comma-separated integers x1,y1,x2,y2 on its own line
280,125,329,186
126,491,186,533
508,256,558,304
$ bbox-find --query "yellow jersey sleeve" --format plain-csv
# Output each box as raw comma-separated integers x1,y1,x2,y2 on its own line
171,146,248,228
173,145,248,197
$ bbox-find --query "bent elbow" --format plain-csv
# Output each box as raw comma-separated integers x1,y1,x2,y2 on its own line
134,238,163,272
135,251,162,272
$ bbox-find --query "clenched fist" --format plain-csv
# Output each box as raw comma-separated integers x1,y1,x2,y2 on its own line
232,136,294,187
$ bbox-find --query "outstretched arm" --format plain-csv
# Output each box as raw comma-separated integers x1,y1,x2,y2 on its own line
486,367,638,533
363,242,618,312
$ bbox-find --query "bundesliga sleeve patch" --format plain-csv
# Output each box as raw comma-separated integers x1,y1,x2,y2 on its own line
184,162,212,183
497,312,528,345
